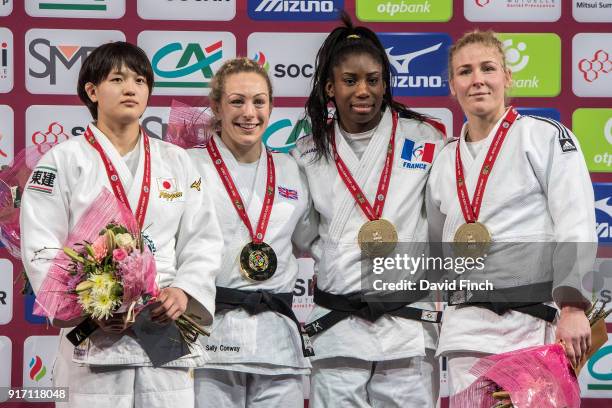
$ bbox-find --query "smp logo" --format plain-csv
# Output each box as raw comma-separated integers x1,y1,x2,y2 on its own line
573,34,612,97
263,108,312,152
378,33,451,96
26,29,125,94
142,106,171,141
139,31,235,96
594,183,612,244
400,138,435,170
248,0,342,21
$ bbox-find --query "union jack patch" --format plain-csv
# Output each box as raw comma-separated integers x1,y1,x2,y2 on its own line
278,186,298,200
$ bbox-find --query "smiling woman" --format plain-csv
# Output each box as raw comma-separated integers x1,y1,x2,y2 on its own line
187,58,319,408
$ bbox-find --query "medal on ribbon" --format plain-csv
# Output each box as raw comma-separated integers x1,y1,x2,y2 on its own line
331,111,399,258
207,137,277,281
453,107,519,257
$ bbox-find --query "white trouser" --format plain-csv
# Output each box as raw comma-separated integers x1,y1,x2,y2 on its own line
194,368,304,408
309,350,439,408
53,339,194,408
446,352,491,403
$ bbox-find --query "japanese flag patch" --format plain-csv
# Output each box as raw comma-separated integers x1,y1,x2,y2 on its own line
157,177,184,201
26,165,57,195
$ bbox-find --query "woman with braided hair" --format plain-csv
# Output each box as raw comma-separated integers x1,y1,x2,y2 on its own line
292,13,445,407
188,57,318,408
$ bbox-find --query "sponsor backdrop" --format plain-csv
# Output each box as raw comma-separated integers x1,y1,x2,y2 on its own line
1,0,611,407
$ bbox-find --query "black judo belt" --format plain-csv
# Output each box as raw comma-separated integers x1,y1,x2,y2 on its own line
303,286,442,337
215,286,315,357
448,281,558,323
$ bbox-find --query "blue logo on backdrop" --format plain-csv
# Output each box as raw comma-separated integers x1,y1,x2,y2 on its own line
25,294,46,324
594,183,612,244
378,33,451,97
516,108,561,122
248,0,343,20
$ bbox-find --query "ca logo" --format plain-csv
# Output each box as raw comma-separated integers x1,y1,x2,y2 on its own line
605,118,612,145
503,39,529,73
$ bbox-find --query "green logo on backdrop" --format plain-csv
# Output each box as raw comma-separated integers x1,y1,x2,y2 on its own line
39,1,107,11
497,33,560,97
356,0,452,22
573,108,612,172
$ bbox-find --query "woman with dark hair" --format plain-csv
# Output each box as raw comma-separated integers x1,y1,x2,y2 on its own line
292,14,445,407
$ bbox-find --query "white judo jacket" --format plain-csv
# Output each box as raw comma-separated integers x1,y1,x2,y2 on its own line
292,108,446,362
426,113,597,356
188,135,318,374
20,124,223,367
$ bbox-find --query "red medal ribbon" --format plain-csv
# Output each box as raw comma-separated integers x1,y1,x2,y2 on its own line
331,110,398,221
207,137,275,244
85,126,151,228
455,107,519,223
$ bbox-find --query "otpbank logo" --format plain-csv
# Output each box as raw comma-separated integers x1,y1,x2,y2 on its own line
26,29,125,94
496,33,560,97
25,0,125,18
23,336,60,390
139,31,235,96
0,27,13,93
263,108,311,153
573,109,612,172
400,138,435,170
572,34,612,97
378,33,451,96
248,0,342,20
356,0,452,22
465,0,560,22
593,183,612,244
138,0,235,21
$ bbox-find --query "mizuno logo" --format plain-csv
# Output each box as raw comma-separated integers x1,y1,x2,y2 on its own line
254,0,334,12
595,197,612,218
386,43,442,74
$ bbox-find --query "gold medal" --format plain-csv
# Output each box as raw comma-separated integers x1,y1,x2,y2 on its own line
453,222,491,258
239,242,277,281
358,218,398,258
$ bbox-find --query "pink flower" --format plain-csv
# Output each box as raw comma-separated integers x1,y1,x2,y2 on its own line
113,248,128,262
91,235,108,262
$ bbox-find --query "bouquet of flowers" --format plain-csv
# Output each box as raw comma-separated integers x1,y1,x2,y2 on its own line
33,189,208,348
451,300,611,408
0,144,51,258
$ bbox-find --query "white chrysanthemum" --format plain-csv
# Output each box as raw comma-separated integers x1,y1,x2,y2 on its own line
90,273,116,296
91,291,118,320
77,290,94,313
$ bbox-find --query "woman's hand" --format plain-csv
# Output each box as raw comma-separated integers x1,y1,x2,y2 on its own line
150,287,189,324
556,305,592,368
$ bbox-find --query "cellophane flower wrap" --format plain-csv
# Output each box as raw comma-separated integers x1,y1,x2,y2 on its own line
0,144,51,258
450,344,581,408
33,188,158,322
166,99,215,149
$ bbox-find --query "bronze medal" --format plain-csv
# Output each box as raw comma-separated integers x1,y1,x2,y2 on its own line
239,242,277,281
453,222,491,258
358,218,398,258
